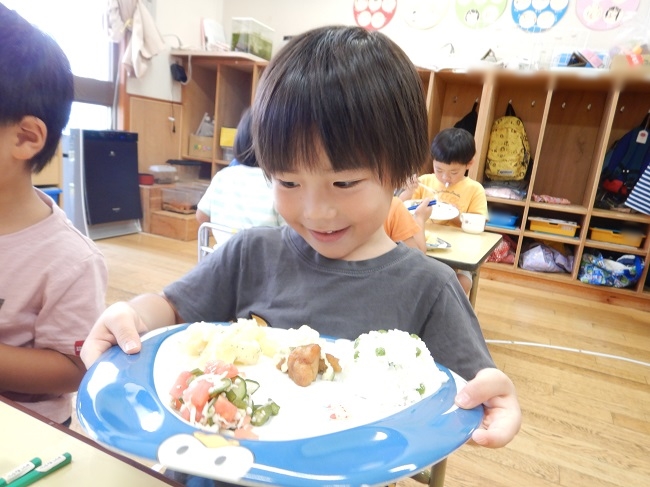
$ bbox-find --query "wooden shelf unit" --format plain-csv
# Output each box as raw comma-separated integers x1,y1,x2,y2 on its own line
417,68,650,304
172,50,267,178
130,56,650,302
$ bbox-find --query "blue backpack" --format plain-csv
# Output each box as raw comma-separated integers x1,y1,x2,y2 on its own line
600,113,650,198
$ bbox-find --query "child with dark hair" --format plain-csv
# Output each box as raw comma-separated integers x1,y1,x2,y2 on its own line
0,5,107,425
196,108,283,245
399,127,488,292
82,25,520,485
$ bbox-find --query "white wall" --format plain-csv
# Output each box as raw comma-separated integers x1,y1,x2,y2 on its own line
223,0,650,69
126,0,224,102
129,0,650,101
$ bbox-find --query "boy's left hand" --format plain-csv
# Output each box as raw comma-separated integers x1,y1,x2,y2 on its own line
455,367,521,448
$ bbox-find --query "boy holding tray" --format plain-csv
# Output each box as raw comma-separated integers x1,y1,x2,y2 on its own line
81,25,520,480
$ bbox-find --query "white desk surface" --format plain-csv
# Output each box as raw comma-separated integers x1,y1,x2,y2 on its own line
425,222,503,272
0,398,174,486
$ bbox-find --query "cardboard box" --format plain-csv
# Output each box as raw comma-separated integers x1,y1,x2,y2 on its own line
231,17,274,60
188,135,214,160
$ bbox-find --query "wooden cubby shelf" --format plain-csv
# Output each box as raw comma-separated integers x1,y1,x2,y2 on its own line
128,56,650,304
419,68,650,304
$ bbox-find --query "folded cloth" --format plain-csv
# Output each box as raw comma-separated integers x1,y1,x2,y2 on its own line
532,194,571,205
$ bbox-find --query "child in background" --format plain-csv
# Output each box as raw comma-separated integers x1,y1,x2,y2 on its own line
81,25,520,485
196,108,283,246
0,5,108,425
385,196,433,252
399,127,488,293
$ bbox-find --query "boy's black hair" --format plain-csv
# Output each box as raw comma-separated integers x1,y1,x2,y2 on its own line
252,25,428,189
0,5,74,173
430,127,476,165
233,108,257,168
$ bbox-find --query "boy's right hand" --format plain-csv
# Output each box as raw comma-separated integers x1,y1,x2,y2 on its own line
81,293,179,367
80,301,149,368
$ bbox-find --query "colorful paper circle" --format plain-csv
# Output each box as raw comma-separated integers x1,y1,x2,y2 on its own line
353,0,397,31
400,0,451,30
576,0,639,31
511,0,569,33
455,0,507,29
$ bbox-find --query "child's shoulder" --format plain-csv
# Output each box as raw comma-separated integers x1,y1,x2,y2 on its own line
459,176,485,190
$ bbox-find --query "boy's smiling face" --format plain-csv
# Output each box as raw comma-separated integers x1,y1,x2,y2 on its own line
271,150,395,262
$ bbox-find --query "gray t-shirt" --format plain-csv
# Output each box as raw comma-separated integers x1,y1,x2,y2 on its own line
164,226,494,380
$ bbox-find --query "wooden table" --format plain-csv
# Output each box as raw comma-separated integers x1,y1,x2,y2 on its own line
0,397,177,486
425,222,503,307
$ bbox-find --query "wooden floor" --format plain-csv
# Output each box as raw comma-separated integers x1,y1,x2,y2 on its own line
84,232,649,487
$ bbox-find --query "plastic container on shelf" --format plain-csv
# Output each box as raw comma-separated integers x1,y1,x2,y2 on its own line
149,165,177,184
231,17,274,60
162,186,205,214
488,211,519,229
528,216,580,237
589,227,645,247
167,160,202,181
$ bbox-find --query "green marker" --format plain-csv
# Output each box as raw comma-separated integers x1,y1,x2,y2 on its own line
10,454,71,487
0,458,41,487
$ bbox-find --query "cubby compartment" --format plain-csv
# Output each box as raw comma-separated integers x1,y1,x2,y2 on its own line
532,74,614,211
577,247,646,291
475,71,549,186
485,232,518,268
426,71,486,159
172,51,267,178
606,78,650,157
525,208,584,242
486,200,524,232
517,236,576,277
586,214,648,252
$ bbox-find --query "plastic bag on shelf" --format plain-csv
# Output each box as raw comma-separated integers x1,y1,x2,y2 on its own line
519,242,573,273
578,253,644,289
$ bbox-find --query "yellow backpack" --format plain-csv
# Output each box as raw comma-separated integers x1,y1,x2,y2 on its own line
485,103,531,181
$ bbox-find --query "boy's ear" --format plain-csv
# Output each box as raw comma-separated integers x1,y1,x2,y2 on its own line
13,116,47,161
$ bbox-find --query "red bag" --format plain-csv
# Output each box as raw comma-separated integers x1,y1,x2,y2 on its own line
487,234,516,264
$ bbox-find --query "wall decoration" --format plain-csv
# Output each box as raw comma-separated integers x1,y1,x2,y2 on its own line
399,0,451,30
511,0,569,33
353,0,397,31
455,0,507,29
576,0,639,31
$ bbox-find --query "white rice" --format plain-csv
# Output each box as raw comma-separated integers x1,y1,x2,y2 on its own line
339,329,448,408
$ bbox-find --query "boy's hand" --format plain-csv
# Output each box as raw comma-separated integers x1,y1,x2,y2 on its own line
80,301,148,367
455,367,521,448
413,197,434,222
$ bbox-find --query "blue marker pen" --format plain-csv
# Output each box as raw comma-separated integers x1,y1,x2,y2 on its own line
0,458,41,487
11,454,71,487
